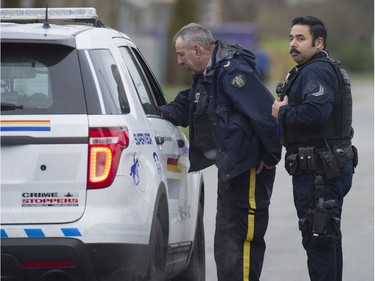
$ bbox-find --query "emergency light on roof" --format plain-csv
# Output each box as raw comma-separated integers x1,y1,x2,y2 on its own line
0,7,98,20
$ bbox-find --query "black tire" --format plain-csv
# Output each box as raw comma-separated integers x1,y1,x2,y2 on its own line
172,203,206,281
144,217,166,281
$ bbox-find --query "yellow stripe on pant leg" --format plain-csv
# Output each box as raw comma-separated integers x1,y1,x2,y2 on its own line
249,168,256,210
243,168,256,280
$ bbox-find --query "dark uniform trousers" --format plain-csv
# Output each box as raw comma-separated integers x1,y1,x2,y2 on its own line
214,167,275,281
292,160,354,281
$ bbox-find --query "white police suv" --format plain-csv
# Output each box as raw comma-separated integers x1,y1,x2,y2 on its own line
1,7,205,281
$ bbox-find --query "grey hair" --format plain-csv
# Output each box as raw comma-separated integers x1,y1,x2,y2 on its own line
173,23,215,50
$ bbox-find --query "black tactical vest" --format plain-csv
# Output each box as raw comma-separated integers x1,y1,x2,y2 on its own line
282,58,353,145
189,76,215,150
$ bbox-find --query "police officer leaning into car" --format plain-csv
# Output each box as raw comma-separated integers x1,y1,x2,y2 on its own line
159,23,281,281
272,16,357,281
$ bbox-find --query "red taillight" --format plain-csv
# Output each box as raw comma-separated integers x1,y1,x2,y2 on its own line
88,127,129,189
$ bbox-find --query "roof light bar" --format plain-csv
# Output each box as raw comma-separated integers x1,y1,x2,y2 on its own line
0,7,98,20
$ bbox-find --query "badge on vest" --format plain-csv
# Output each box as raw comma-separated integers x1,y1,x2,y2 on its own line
231,74,246,88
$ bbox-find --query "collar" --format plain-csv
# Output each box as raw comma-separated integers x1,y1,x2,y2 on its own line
204,58,212,75
298,50,330,68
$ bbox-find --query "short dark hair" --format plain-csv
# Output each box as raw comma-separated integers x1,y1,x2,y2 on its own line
292,16,327,49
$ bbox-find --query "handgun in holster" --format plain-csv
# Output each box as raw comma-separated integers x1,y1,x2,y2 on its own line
299,175,340,246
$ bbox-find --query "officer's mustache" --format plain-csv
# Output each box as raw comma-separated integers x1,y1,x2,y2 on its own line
290,48,300,54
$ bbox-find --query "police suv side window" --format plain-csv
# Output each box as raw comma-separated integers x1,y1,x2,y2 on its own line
129,48,167,107
89,49,130,114
118,47,159,115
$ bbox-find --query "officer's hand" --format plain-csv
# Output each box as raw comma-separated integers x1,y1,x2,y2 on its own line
272,96,289,118
256,160,274,174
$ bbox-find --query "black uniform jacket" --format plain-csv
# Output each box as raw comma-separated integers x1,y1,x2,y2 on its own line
160,40,281,181
277,51,352,153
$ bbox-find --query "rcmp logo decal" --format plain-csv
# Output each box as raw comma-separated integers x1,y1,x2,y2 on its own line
231,74,246,88
130,152,147,192
130,153,141,186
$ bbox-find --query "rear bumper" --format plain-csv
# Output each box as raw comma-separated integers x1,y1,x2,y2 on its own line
1,237,151,281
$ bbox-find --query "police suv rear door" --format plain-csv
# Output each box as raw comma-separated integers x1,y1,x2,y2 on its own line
1,36,89,225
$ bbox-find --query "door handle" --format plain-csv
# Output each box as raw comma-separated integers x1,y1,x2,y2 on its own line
155,136,165,145
177,139,185,148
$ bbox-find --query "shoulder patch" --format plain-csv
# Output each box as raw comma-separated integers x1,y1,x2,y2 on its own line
231,74,246,88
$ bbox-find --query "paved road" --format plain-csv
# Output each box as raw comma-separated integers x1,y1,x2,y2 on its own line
203,81,374,281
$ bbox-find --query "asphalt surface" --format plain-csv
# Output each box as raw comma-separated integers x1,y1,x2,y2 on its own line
203,81,374,281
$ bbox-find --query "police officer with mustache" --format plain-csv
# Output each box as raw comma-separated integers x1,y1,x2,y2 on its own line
272,16,357,281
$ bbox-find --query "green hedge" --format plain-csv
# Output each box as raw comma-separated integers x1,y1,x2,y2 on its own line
332,42,374,73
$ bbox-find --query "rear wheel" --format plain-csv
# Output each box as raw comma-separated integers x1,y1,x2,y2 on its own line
172,202,205,281
144,217,165,281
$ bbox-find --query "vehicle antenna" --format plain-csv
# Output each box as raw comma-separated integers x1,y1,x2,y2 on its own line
43,3,50,29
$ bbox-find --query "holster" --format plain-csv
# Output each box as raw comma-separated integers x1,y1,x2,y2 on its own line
298,207,340,246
